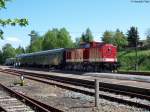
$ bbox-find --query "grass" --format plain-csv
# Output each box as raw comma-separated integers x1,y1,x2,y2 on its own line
118,50,150,71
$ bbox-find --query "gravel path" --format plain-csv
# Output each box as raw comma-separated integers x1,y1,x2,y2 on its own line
0,72,149,112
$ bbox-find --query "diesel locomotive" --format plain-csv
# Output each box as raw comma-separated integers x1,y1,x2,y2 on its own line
5,42,118,72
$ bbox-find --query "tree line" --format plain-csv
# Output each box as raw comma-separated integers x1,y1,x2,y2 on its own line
0,26,150,64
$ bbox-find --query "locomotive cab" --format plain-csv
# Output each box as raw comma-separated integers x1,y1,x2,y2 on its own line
101,44,118,72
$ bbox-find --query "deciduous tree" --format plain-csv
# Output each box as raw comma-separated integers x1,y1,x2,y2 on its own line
0,0,28,39
42,29,58,50
26,30,43,53
101,31,114,44
113,29,128,50
57,28,73,48
42,28,73,50
16,46,25,55
29,37,43,52
2,43,16,62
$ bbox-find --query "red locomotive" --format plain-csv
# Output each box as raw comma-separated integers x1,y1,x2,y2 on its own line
65,42,118,72
13,41,118,72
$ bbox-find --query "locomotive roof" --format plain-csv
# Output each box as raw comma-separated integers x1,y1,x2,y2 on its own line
16,48,64,58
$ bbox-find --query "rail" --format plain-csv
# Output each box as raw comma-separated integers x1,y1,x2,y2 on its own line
94,79,150,110
0,82,63,112
1,68,150,110
118,71,150,76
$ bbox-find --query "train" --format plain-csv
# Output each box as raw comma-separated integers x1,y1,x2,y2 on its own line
5,58,16,66
5,42,119,72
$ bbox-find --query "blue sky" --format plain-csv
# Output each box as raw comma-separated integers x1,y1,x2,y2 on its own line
0,0,150,48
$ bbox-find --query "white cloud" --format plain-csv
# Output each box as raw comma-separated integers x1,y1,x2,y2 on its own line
0,37,23,50
6,37,21,43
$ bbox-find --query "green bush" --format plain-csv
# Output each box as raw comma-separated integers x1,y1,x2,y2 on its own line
118,50,150,71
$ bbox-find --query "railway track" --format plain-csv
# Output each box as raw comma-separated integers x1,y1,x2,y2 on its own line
0,81,63,112
118,71,150,76
19,67,150,76
1,68,150,111
0,86,34,112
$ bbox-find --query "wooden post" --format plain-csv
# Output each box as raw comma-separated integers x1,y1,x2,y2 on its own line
95,79,99,107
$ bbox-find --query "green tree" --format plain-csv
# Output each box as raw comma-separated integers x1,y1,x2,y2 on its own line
85,28,93,42
0,0,28,39
42,29,58,50
74,37,81,48
146,29,150,47
26,30,43,53
81,28,93,42
127,26,139,47
81,33,86,43
16,46,25,55
25,46,30,53
113,29,128,50
2,43,16,62
29,37,43,52
127,26,139,71
57,28,73,48
147,36,150,42
102,31,114,44
42,28,73,50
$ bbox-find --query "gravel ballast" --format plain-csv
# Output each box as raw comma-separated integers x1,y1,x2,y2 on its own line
0,72,149,112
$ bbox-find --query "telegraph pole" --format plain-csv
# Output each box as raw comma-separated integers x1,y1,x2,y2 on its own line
135,35,138,71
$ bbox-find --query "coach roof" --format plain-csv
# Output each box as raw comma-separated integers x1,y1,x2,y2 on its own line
16,48,64,58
